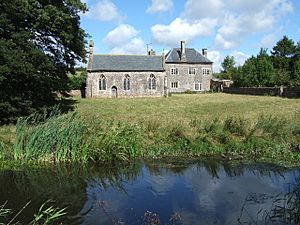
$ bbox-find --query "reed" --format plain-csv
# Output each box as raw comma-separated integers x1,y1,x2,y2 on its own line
0,94,300,165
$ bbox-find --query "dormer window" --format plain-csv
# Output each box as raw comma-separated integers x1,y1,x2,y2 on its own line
188,68,196,75
171,68,179,75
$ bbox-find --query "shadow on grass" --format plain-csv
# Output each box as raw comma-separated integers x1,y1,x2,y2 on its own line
57,98,78,115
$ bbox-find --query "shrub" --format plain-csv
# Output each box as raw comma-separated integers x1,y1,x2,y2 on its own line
223,116,248,136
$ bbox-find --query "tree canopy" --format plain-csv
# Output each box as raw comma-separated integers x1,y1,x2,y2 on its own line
0,0,87,124
228,36,300,87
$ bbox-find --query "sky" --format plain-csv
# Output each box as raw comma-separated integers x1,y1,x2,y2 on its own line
80,0,300,71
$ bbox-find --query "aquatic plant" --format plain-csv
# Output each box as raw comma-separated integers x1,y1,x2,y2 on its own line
0,201,65,225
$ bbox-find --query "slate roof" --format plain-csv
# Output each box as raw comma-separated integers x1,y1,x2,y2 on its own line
165,48,213,64
89,55,164,72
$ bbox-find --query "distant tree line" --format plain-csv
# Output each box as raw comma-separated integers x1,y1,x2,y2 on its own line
216,36,300,87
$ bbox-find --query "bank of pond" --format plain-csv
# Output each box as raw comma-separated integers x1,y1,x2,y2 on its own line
1,108,300,166
1,159,300,224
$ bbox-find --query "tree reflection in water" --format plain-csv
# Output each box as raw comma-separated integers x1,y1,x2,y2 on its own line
0,160,300,225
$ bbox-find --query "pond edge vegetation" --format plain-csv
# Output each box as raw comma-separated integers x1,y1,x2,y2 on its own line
1,105,300,167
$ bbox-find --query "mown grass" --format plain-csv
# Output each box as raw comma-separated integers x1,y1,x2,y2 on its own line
0,93,300,165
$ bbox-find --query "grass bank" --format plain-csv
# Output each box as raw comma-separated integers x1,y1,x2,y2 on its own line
0,94,300,165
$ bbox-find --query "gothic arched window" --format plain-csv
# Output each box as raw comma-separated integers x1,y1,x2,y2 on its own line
148,74,156,90
99,75,106,90
124,74,130,90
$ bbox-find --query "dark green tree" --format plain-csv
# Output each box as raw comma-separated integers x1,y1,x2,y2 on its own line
220,56,236,79
271,36,296,85
232,49,275,87
0,0,87,124
291,42,300,86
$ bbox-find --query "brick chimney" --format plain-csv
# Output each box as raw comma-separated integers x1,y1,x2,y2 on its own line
180,41,187,62
202,48,208,58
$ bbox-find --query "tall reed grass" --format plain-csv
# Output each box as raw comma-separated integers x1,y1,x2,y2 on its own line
1,107,300,165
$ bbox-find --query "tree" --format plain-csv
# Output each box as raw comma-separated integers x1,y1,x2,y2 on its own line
271,36,296,85
232,49,275,87
291,42,300,86
220,56,236,79
0,0,87,124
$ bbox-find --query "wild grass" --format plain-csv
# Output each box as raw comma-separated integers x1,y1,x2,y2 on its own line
0,200,66,225
0,93,300,165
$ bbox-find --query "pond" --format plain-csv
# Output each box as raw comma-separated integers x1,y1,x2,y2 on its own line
0,160,300,225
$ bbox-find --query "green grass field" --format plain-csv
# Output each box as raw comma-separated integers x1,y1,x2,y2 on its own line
76,93,300,124
1,93,300,165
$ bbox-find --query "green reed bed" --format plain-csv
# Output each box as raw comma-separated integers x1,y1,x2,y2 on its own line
0,94,300,165
1,105,300,165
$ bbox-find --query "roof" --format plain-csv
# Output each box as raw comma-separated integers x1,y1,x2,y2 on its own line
165,48,213,64
88,54,164,72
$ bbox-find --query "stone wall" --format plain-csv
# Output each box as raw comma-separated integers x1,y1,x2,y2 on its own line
165,63,212,93
86,71,166,98
223,87,300,98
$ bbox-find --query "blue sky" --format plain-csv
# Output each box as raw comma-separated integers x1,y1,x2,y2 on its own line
80,0,300,71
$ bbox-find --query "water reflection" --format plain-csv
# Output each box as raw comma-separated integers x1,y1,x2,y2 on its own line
0,160,299,225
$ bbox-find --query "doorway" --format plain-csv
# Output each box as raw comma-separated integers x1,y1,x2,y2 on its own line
111,86,118,98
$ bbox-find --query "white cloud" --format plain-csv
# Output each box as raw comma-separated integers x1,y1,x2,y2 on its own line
151,17,217,46
207,50,249,72
231,50,249,66
110,37,146,54
260,32,281,49
103,24,146,54
174,0,294,50
103,24,139,47
207,50,222,72
215,11,275,50
182,0,223,19
146,0,173,13
213,0,293,50
215,33,240,50
84,0,123,22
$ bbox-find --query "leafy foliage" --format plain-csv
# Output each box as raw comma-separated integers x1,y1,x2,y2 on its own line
0,0,87,124
227,36,300,87
68,68,87,90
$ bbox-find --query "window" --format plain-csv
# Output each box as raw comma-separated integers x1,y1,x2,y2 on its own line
124,74,130,90
99,75,106,90
194,83,202,91
170,68,179,75
171,82,179,88
188,68,196,75
148,74,156,90
202,68,210,75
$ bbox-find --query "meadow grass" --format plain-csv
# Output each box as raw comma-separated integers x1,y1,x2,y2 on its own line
76,93,300,126
1,93,300,165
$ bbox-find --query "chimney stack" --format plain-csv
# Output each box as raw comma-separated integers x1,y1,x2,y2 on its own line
88,40,94,70
180,41,187,62
89,40,94,54
148,49,156,56
202,48,208,58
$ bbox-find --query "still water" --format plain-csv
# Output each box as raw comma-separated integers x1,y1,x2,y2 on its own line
0,160,300,225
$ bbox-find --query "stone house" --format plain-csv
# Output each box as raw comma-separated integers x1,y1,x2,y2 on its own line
165,41,213,93
86,41,213,98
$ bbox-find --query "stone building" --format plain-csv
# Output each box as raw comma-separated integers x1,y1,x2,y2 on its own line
165,41,213,93
86,41,213,98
